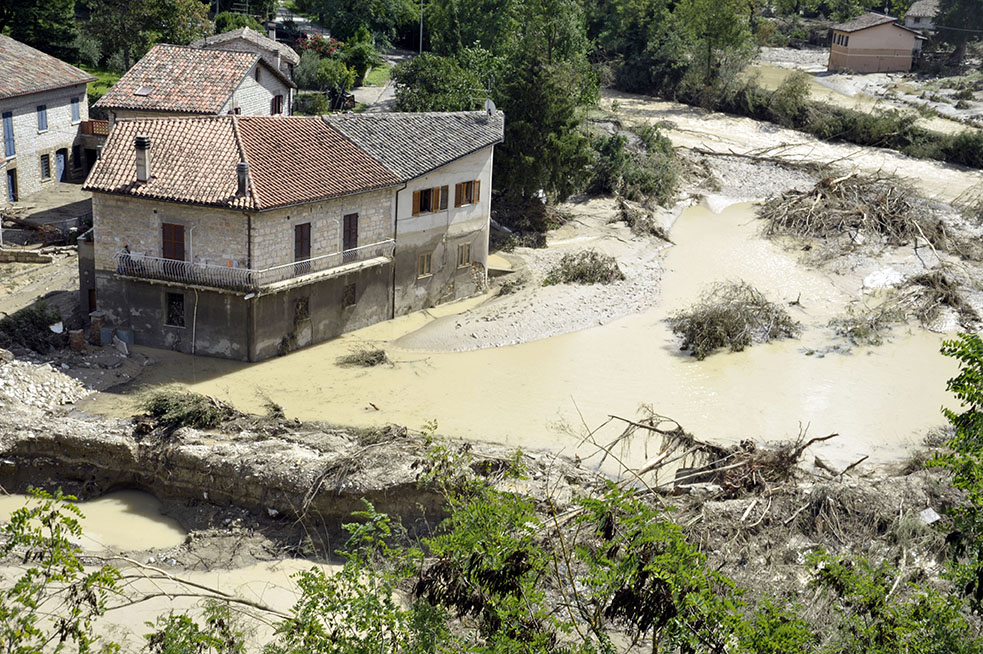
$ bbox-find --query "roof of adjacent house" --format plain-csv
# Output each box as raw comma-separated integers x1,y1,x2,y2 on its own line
94,44,295,114
323,111,506,181
906,0,940,18
82,115,400,211
0,34,96,101
190,27,300,66
833,12,900,32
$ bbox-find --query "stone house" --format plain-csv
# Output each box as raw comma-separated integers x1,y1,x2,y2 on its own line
190,27,300,80
828,12,925,73
81,111,504,361
94,44,296,129
905,0,940,34
0,34,96,205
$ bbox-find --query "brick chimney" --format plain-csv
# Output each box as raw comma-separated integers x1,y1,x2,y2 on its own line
135,135,151,183
237,161,250,196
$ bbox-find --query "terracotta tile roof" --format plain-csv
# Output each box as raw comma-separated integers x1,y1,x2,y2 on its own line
0,34,96,100
94,44,294,115
834,12,898,32
190,28,300,66
323,111,505,181
83,115,400,211
906,0,939,18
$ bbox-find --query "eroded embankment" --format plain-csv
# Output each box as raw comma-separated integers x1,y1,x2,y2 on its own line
0,407,594,534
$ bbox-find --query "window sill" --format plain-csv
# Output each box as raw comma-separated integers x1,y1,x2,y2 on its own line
37,130,48,135
71,120,81,126
416,274,433,280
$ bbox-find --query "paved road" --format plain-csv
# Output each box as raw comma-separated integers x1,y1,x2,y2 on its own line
353,51,414,113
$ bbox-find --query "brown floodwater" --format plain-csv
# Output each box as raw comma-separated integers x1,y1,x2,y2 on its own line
86,201,957,470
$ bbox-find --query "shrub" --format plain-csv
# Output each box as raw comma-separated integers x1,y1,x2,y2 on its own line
143,390,238,430
586,124,677,206
767,71,811,127
0,301,61,353
213,11,264,33
337,347,390,367
294,50,322,90
542,249,625,286
339,40,381,87
668,282,800,359
73,34,101,68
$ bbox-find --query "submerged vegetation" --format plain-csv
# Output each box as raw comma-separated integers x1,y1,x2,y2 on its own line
542,250,626,286
668,282,800,359
336,347,391,367
143,390,238,431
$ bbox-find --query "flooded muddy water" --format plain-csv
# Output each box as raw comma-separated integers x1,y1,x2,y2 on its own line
87,201,956,469
0,490,186,551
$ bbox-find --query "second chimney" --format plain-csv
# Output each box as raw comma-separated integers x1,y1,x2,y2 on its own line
135,135,151,183
237,162,250,196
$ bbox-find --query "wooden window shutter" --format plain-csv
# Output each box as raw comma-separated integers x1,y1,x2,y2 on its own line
440,185,448,210
432,187,441,211
412,190,421,216
454,183,463,208
474,180,481,203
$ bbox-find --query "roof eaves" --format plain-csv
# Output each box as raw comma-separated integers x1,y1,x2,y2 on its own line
0,77,97,102
401,139,504,182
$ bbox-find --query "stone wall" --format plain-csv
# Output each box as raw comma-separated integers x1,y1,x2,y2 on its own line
201,37,295,79
250,189,394,270
0,83,89,202
221,61,293,115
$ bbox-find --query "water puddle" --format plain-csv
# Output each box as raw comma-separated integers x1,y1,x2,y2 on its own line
0,490,187,552
86,202,956,468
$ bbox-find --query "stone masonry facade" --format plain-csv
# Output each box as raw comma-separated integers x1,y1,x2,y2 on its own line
1,82,89,201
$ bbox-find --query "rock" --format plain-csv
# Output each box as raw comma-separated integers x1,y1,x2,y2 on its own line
0,349,12,364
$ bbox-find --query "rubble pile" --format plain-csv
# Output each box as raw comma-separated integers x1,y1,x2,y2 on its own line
0,350,90,409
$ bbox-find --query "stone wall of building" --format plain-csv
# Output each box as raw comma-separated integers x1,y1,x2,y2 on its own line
0,83,89,202
221,61,293,115
250,188,394,270
201,36,294,79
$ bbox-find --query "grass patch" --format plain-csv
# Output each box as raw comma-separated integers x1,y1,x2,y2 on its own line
81,65,121,105
363,62,391,87
668,282,800,359
543,250,625,286
0,301,61,353
143,391,238,431
337,347,390,367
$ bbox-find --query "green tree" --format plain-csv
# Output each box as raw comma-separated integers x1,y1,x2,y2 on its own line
674,0,755,86
933,0,983,64
308,0,416,45
0,0,79,62
213,11,265,33
392,52,486,111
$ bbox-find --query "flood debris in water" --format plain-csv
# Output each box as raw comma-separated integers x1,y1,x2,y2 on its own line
336,346,391,368
905,269,980,327
667,282,800,359
758,171,949,250
616,196,673,241
828,300,905,346
141,389,240,432
542,249,626,286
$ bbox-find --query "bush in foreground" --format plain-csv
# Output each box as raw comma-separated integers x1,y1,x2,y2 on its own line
542,249,625,286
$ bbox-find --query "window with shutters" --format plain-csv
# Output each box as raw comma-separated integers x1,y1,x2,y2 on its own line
161,223,185,261
165,292,185,327
37,105,47,132
457,243,472,268
294,222,312,274
2,112,14,158
71,97,80,123
271,94,284,115
40,154,51,180
454,180,481,207
412,187,446,215
417,252,433,278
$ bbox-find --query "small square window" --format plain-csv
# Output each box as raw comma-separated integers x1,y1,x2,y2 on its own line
343,283,356,308
417,252,433,278
40,154,51,179
165,292,185,327
457,243,472,267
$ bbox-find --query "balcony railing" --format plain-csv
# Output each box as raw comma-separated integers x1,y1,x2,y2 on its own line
115,239,395,292
80,120,110,136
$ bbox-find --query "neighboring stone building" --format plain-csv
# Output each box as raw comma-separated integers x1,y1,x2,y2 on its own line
94,44,296,128
828,12,925,73
0,34,96,204
81,111,503,361
190,27,300,80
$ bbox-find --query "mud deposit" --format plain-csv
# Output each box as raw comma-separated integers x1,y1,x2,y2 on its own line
86,201,957,469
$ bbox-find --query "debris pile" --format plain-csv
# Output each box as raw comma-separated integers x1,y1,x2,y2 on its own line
667,282,800,359
0,352,90,409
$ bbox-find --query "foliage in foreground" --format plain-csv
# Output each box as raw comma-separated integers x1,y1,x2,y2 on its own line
143,390,239,431
668,282,800,359
542,250,626,286
0,300,61,354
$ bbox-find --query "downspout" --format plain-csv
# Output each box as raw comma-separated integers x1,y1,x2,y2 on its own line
391,183,407,320
246,211,254,361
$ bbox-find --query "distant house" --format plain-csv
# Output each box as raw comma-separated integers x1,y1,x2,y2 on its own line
94,44,296,129
905,0,940,34
0,34,96,205
828,12,926,73
190,27,300,80
80,111,504,361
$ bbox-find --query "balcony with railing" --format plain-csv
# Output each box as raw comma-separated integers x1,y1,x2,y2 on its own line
79,120,110,137
114,239,395,292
